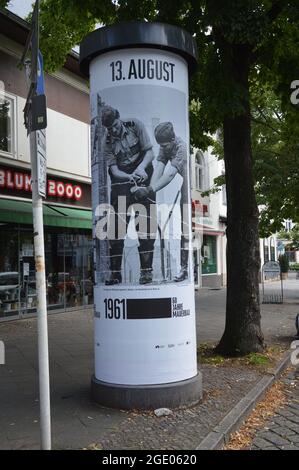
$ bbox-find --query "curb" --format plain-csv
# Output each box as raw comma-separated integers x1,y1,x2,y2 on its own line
196,351,291,450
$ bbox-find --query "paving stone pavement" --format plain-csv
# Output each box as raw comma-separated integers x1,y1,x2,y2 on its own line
99,366,264,450
0,276,298,449
249,368,299,450
0,307,264,450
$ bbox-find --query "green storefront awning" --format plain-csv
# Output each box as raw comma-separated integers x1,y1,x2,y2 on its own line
0,199,92,229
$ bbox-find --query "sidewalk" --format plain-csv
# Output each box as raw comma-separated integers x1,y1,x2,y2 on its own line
0,276,298,449
249,368,299,450
196,272,298,346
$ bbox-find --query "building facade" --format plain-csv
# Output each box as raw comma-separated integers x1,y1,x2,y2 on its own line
277,220,299,265
191,146,227,289
0,9,93,320
191,145,279,289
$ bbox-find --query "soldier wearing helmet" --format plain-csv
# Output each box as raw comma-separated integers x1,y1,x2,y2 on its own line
101,105,156,285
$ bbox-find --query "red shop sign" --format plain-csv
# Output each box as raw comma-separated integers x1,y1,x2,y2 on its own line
0,167,83,201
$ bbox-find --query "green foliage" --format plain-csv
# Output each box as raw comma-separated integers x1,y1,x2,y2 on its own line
201,174,225,198
197,343,226,365
246,352,269,366
278,225,299,250
198,343,276,366
5,0,299,146
207,82,299,237
34,1,299,139
290,263,299,271
251,81,299,236
38,0,110,72
191,74,299,234
278,253,289,273
26,4,299,227
0,1,9,8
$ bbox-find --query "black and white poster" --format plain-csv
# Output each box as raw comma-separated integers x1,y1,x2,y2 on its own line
90,49,197,385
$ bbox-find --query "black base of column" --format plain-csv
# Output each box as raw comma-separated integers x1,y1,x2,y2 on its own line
91,373,202,410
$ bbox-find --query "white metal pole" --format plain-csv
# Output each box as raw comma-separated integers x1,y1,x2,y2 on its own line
22,0,51,448
25,55,51,448
29,130,51,450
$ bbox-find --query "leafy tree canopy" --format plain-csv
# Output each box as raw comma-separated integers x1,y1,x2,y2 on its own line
1,1,297,142
278,224,299,250
1,1,297,132
1,0,298,226
252,85,299,236
1,0,298,238
209,81,299,237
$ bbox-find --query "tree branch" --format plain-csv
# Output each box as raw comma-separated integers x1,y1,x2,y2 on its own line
273,110,283,122
266,0,285,23
255,148,284,158
251,117,281,135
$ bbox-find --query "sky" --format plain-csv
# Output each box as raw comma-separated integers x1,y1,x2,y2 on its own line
5,0,101,56
6,0,33,19
5,0,81,53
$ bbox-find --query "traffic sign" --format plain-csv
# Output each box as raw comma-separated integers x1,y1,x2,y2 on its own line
31,93,47,131
37,128,46,197
37,51,45,95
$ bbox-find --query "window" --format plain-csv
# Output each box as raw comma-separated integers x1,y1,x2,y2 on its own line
286,251,296,262
0,94,15,154
222,171,227,205
201,235,217,274
222,185,227,205
263,240,269,264
194,151,205,190
270,237,275,261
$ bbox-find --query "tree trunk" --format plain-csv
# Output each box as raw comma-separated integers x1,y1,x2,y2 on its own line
216,44,264,356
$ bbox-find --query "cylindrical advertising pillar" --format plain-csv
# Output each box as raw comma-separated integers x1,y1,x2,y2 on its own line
80,22,202,409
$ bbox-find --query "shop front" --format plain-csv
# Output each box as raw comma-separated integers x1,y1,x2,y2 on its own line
192,200,226,289
201,234,217,275
0,164,92,321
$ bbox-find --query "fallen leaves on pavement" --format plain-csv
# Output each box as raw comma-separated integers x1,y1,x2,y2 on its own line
83,442,103,450
223,379,287,450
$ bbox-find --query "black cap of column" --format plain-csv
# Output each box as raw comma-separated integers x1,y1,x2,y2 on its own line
79,22,198,77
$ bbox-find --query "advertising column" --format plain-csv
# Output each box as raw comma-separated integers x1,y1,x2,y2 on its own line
80,22,202,409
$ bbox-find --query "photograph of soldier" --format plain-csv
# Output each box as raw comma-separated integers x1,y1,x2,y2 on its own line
132,122,190,282
101,105,156,285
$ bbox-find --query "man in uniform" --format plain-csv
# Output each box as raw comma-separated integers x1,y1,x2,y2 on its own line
101,105,156,285
132,122,190,282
